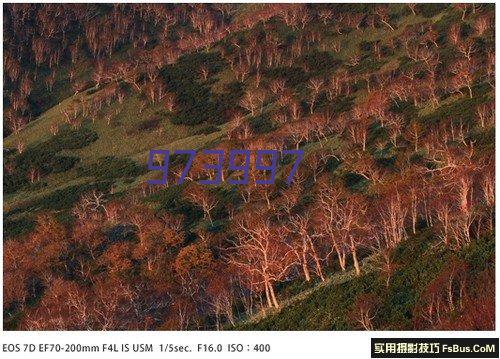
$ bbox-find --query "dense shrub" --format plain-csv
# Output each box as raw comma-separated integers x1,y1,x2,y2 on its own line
4,127,97,194
4,216,36,239
162,52,226,125
47,127,98,150
264,66,308,88
49,155,80,173
191,124,220,136
134,117,162,132
418,4,450,18
250,114,275,134
146,184,203,226
300,50,341,77
79,156,145,180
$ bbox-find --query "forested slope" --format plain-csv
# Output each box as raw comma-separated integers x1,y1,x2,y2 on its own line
3,4,495,330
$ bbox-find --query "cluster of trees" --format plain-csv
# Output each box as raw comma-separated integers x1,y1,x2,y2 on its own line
4,4,494,330
4,4,225,134
4,3,301,135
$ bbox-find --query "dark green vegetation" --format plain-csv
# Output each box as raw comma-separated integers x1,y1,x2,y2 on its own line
4,127,97,194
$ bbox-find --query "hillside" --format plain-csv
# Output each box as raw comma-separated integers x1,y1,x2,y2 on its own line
3,4,495,330
238,233,494,330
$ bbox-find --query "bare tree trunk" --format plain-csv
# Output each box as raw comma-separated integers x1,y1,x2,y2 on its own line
448,278,455,311
339,251,347,271
331,238,347,271
302,248,311,282
215,312,220,330
264,192,271,210
268,282,279,309
264,280,272,308
205,210,213,225
308,238,325,281
335,246,346,271
352,248,361,276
